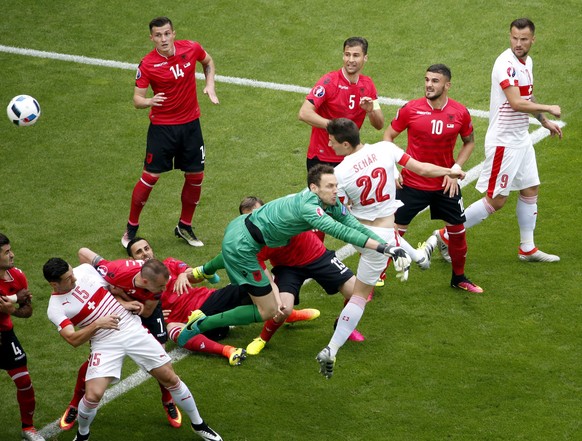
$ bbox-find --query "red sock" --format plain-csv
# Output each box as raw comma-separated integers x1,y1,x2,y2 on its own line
259,319,284,342
183,334,225,356
179,172,204,225
9,366,36,427
159,381,173,404
69,359,89,408
129,172,159,225
446,224,467,276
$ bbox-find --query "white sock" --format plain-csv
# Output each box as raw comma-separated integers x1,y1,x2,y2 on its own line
517,194,537,252
78,396,99,436
464,197,495,229
167,379,203,425
328,295,367,357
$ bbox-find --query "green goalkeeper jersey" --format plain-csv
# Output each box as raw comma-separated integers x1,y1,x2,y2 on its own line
247,188,385,248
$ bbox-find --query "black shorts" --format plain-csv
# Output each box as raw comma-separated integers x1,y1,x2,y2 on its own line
145,118,205,173
306,156,340,172
395,185,466,226
140,303,168,344
0,328,27,370
200,285,251,316
271,249,354,305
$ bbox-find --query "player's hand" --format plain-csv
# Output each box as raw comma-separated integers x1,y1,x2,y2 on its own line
359,96,374,113
384,246,411,282
124,301,144,315
542,119,563,139
204,86,220,104
174,273,192,296
97,315,121,330
442,176,460,197
0,296,16,315
546,105,561,119
149,93,166,107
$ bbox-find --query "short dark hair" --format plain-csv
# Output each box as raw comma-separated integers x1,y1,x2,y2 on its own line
510,18,535,34
0,233,9,249
307,164,335,188
43,257,70,283
344,37,368,55
427,64,452,81
326,118,360,148
149,16,173,32
141,259,169,281
239,196,264,215
126,236,149,257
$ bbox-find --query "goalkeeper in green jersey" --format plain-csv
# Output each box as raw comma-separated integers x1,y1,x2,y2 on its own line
178,164,410,347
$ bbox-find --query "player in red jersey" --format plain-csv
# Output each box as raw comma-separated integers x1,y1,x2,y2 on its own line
384,64,483,293
299,36,384,170
121,16,219,249
452,18,562,263
0,234,45,441
44,258,222,441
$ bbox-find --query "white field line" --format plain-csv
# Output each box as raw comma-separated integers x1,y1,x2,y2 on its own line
5,44,563,439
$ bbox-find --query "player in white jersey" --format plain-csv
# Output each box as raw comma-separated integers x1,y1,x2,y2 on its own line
458,18,562,262
43,258,222,441
315,118,465,379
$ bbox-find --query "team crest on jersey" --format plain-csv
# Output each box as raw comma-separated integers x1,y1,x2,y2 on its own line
313,85,325,98
135,68,142,80
507,66,516,78
316,207,325,217
96,265,112,278
252,270,262,282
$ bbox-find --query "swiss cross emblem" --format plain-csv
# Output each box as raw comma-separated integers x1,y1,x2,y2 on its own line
87,301,96,310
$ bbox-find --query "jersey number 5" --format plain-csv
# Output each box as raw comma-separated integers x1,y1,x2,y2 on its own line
356,167,390,206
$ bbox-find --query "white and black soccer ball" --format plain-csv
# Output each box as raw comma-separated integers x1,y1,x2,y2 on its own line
7,95,41,126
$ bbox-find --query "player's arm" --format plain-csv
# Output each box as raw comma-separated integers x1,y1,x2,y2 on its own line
133,86,166,109
298,100,329,129
58,317,120,348
403,156,465,179
531,95,562,139
383,124,402,142
78,247,104,267
359,97,384,130
503,86,561,119
200,53,219,104
441,131,475,197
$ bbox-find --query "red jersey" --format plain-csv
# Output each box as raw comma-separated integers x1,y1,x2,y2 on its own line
256,231,326,267
0,268,27,331
160,256,214,324
95,259,159,302
306,69,379,163
390,97,473,191
135,40,208,125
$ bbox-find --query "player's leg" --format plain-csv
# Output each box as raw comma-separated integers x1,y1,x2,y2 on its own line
122,123,171,247
149,363,222,441
1,329,43,441
175,119,205,247
167,323,246,366
59,358,89,431
317,229,392,378
514,147,559,262
76,377,111,440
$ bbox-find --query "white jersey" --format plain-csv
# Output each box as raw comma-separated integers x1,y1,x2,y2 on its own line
485,48,534,148
47,263,141,342
335,142,410,221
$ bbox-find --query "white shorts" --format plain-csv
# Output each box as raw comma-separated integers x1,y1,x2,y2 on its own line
353,225,399,285
475,143,540,198
86,320,171,382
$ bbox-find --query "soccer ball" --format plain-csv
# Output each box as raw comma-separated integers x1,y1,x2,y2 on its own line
6,95,41,126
